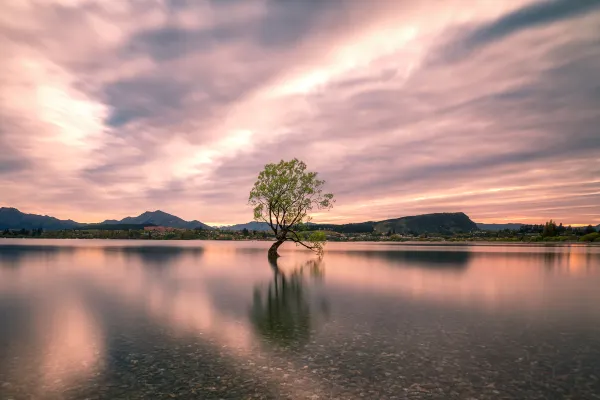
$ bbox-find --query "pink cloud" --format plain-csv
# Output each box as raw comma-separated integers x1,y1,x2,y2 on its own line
1,0,599,225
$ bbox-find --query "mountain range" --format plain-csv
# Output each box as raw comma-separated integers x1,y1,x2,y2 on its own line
0,207,81,231
0,208,211,231
100,210,212,230
2,207,597,234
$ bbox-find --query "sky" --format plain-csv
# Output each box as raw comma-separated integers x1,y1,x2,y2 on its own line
1,0,599,226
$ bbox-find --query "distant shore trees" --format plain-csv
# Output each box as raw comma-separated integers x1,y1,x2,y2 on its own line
542,220,558,237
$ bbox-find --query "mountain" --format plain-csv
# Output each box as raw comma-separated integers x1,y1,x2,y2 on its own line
373,212,478,235
0,208,212,231
221,213,477,235
218,221,271,231
101,210,212,230
8,207,584,235
476,223,524,231
220,221,376,233
0,207,82,231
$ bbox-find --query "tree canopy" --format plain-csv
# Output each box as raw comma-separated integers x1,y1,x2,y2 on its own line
248,158,334,258
542,219,558,237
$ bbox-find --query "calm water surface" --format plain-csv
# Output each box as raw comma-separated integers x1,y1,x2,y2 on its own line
0,240,599,399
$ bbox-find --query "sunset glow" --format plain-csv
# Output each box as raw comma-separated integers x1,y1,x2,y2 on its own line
1,0,599,225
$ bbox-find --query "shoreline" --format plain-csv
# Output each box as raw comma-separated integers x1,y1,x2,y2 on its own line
1,237,598,246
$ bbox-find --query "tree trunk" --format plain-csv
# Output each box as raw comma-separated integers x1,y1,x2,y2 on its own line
268,239,285,260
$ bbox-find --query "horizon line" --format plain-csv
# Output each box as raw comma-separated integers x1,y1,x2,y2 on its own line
1,205,596,228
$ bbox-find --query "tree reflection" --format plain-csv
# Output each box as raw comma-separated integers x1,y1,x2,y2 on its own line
249,258,327,345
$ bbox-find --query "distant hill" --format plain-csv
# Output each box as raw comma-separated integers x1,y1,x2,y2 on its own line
0,208,211,231
219,221,376,233
218,221,271,231
0,207,81,231
101,210,212,230
221,213,477,235
476,223,524,231
374,212,478,235
318,213,477,234
5,207,589,235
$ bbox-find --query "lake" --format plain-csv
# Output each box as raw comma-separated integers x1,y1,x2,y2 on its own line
0,240,599,399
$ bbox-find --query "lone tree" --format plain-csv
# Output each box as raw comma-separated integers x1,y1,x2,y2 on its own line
249,158,334,259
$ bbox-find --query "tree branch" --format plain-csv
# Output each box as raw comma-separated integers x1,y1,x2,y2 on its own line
268,205,277,235
288,236,321,252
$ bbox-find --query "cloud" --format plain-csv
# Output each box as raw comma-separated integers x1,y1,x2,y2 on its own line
436,0,600,62
103,74,197,127
462,0,600,50
127,23,245,62
0,157,28,175
1,0,599,225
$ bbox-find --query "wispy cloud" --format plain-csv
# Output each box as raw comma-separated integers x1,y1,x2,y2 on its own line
1,0,599,225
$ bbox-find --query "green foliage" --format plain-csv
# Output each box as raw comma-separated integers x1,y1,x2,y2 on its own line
580,232,600,242
249,158,334,255
180,230,195,240
296,231,327,254
542,220,558,237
